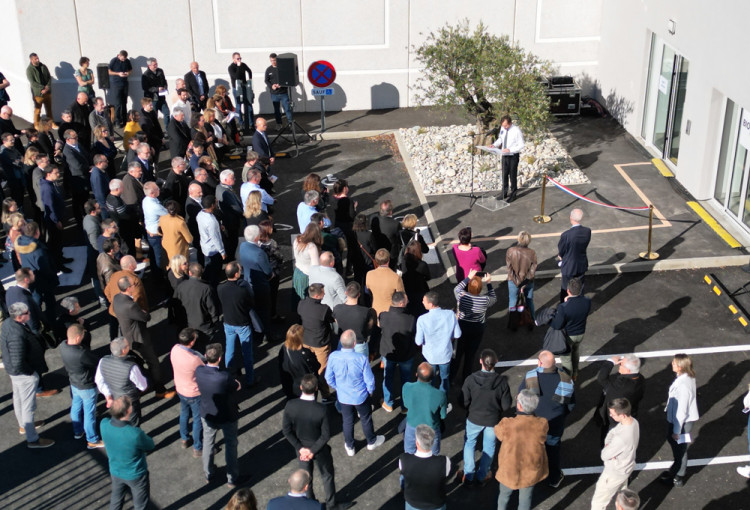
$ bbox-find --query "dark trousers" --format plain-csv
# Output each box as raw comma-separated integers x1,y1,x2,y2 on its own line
109,472,150,510
110,84,129,126
269,274,280,317
667,421,694,477
501,153,520,198
44,221,64,269
300,444,336,509
453,320,485,382
340,399,376,448
223,226,239,262
203,252,223,287
132,341,166,393
546,434,563,482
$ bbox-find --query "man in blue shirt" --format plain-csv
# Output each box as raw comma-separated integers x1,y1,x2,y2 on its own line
90,154,110,219
325,330,385,457
297,190,329,233
240,169,274,212
141,182,168,282
415,291,462,393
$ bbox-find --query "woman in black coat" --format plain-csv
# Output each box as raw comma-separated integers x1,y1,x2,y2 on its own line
278,324,321,399
400,240,431,317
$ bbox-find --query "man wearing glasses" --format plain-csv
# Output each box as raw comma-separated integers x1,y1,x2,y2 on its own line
227,52,254,135
89,97,114,140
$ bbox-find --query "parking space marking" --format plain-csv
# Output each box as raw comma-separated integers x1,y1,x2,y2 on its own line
495,344,750,368
444,162,671,244
564,454,750,476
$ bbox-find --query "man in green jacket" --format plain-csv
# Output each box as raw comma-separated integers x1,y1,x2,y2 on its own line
101,396,155,510
25,53,54,129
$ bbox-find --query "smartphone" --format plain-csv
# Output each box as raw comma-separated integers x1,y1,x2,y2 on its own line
476,271,486,277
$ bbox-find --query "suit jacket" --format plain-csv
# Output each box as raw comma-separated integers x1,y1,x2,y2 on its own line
167,118,191,159
141,67,167,100
365,266,404,318
185,196,203,247
371,214,402,261
62,143,92,179
195,365,240,424
121,173,145,207
596,361,645,423
239,241,272,292
282,397,330,455
161,170,189,206
112,292,151,346
251,130,272,159
139,107,163,148
549,295,591,336
216,184,244,230
184,70,209,103
266,494,323,510
558,225,591,278
105,270,147,317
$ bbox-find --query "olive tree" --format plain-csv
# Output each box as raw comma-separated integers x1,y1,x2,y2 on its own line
413,20,553,143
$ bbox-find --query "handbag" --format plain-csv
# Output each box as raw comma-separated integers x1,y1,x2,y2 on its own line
543,327,570,355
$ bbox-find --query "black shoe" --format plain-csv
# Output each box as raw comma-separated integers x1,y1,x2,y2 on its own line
507,192,517,203
62,257,74,263
658,470,673,481
334,502,354,510
548,472,564,488
271,314,286,323
672,476,684,487
60,267,73,274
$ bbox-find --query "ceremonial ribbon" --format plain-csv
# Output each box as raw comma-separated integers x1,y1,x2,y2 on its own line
547,177,650,211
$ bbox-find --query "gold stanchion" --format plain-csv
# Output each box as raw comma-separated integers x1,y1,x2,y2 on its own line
639,204,660,260
533,174,552,223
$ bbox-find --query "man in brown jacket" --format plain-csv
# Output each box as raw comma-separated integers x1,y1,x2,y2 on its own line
105,256,148,318
365,249,404,318
494,389,548,510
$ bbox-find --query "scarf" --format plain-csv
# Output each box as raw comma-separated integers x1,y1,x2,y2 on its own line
524,366,574,405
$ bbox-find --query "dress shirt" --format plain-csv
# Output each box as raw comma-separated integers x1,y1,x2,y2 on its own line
492,124,524,154
94,360,148,397
172,99,192,126
142,196,168,234
240,181,274,211
297,203,317,233
193,73,204,95
415,308,462,365
324,348,374,405
197,210,225,256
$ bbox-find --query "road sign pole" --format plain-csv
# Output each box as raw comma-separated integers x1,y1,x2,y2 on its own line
320,96,326,133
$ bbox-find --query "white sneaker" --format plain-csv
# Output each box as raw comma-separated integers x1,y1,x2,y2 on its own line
737,465,750,478
446,403,453,414
367,435,386,451
344,444,355,457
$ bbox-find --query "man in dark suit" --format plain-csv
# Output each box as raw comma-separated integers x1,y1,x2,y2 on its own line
167,109,191,160
139,97,163,166
557,208,591,302
282,375,345,510
69,92,92,149
112,276,174,398
216,170,244,262
267,469,324,510
195,343,241,488
141,58,170,131
174,263,220,343
184,62,210,111
251,117,274,164
595,354,645,446
185,183,204,265
61,129,92,225
162,157,190,206
550,277,591,380
370,199,402,269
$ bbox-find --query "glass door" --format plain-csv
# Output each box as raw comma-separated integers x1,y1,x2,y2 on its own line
714,100,750,230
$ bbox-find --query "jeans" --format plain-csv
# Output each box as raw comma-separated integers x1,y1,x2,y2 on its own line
146,234,165,279
667,420,694,477
508,279,535,319
382,358,414,407
233,84,254,130
10,373,39,442
430,362,451,393
340,400,376,448
202,419,239,484
497,482,533,510
224,323,254,384
404,423,440,455
154,96,170,130
270,92,292,123
109,473,150,510
462,419,495,481
178,394,202,451
71,386,99,442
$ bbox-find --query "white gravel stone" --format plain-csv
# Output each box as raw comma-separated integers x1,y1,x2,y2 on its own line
399,124,589,196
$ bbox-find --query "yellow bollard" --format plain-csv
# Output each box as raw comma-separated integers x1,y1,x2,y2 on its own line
533,174,552,224
639,205,660,260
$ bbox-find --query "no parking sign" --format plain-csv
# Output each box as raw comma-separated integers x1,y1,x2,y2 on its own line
308,60,336,132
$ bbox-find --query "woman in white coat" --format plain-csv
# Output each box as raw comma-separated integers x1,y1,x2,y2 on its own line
660,354,699,487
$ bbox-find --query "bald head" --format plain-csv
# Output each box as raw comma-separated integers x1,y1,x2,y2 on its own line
320,251,335,267
416,362,434,382
76,92,89,105
120,255,137,271
538,350,555,368
188,183,203,199
1,105,12,118
288,469,310,493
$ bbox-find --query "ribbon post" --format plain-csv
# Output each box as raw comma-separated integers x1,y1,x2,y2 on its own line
639,204,659,260
533,174,552,224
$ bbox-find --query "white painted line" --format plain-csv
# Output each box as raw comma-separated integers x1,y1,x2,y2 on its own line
495,344,750,368
564,455,750,476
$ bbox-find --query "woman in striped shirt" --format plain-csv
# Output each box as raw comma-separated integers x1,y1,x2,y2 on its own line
453,269,496,381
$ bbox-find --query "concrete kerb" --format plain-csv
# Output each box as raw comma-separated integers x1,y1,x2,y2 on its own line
315,128,750,283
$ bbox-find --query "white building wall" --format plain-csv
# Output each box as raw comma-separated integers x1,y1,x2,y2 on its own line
2,0,601,122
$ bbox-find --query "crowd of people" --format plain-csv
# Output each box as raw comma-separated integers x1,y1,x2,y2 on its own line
0,49,720,510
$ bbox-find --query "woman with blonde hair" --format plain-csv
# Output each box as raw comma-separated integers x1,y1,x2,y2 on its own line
204,108,229,163
453,269,497,380
244,190,269,227
225,488,257,510
1,198,18,234
278,324,320,399
5,212,25,270
661,353,699,487
292,222,322,299
506,230,538,321
399,213,428,254
167,253,189,327
92,124,117,173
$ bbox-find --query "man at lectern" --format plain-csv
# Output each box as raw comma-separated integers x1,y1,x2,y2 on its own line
491,115,524,203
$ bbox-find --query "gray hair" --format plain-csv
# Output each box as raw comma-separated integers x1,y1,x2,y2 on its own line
136,143,150,155
615,489,640,510
415,424,435,452
110,336,130,356
60,296,79,313
127,161,142,173
146,58,157,66
517,389,539,413
621,354,641,374
220,169,234,183
172,108,185,117
171,157,186,168
340,329,356,349
304,190,319,206
8,302,29,319
570,208,584,223
244,225,260,242
109,178,122,191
